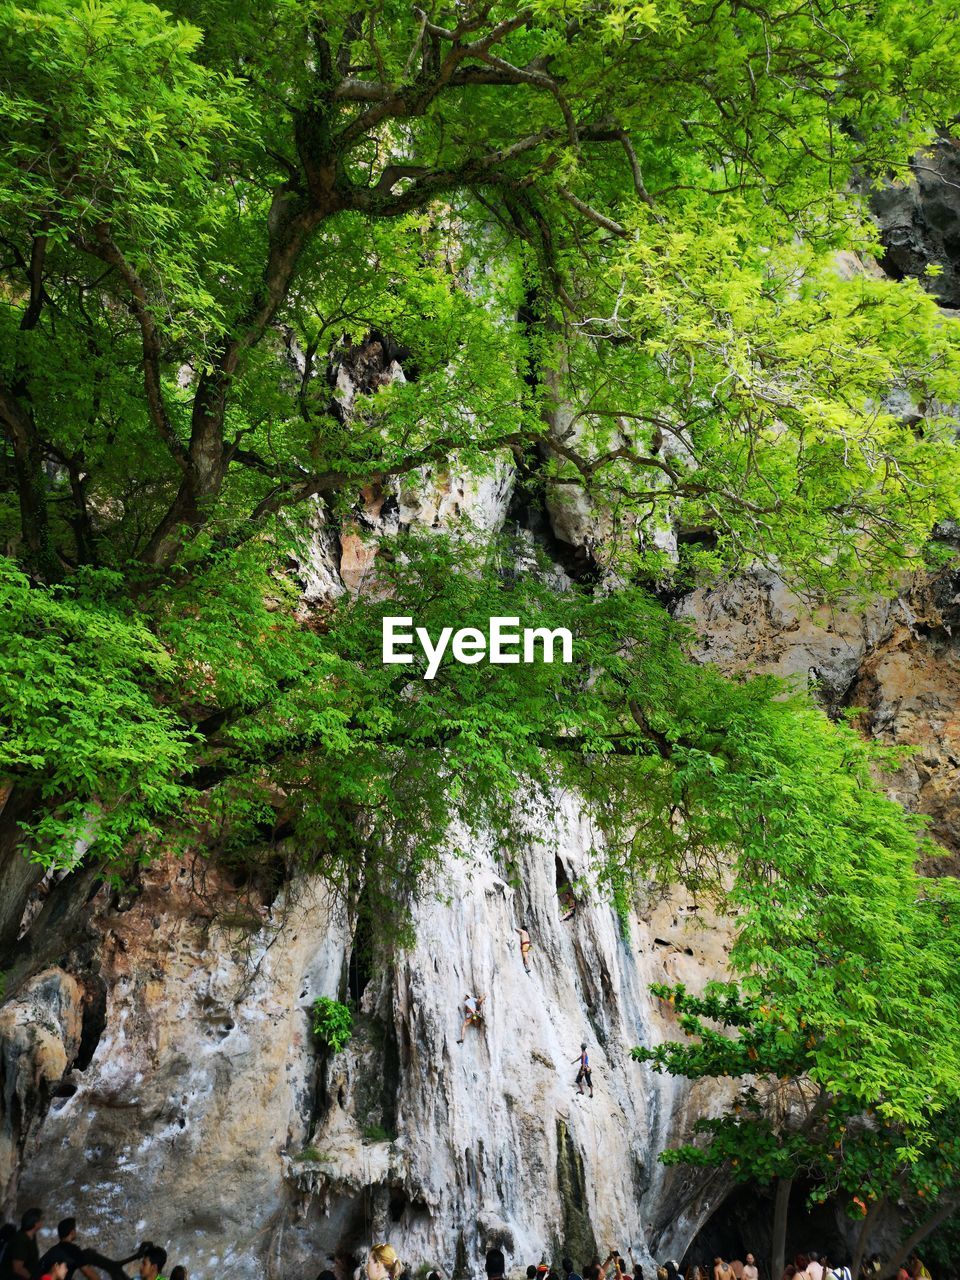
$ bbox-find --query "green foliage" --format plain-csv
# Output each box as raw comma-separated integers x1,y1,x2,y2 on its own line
1,0,959,582
296,1146,333,1164
361,1122,392,1144
311,996,353,1054
0,558,193,865
0,1,959,991
633,877,960,1261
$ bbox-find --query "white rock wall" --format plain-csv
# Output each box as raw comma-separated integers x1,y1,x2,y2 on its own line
11,806,734,1280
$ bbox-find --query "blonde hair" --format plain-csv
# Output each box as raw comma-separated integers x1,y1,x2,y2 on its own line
371,1245,403,1280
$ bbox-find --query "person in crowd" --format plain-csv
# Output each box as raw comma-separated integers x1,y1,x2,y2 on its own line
485,1249,506,1280
317,1269,337,1280
366,1247,402,1280
894,1266,910,1280
37,1262,68,1280
527,1268,538,1279
36,1217,100,1280
169,1269,186,1280
794,1258,810,1280
628,1249,643,1280
908,1256,931,1280
0,1209,43,1280
138,1246,167,1280
563,1256,583,1280
781,1266,797,1280
457,993,486,1044
426,1271,441,1280
742,1256,758,1280
807,1254,824,1280
825,1259,851,1280
573,1043,594,1098
713,1259,733,1280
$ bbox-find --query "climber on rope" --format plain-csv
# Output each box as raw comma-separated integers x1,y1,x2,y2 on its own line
515,924,533,974
456,992,486,1043
559,883,577,921
573,1041,594,1097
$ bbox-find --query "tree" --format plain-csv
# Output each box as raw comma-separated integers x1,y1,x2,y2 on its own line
1,0,959,992
634,883,960,1278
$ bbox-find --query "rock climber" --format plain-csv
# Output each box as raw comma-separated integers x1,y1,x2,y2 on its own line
573,1041,594,1097
516,924,533,972
559,884,577,921
457,993,486,1043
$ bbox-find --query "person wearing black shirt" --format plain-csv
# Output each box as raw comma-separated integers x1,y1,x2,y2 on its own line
0,1210,43,1280
35,1218,99,1280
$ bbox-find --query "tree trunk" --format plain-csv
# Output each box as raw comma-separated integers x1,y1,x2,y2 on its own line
879,1197,960,1279
0,785,44,961
852,1195,886,1280
0,391,59,581
772,1176,793,1280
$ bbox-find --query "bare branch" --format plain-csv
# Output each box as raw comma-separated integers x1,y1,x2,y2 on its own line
556,186,627,236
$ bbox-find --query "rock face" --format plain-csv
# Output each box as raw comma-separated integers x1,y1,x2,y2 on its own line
14,860,352,1277
7,806,735,1279
678,564,960,863
872,139,960,310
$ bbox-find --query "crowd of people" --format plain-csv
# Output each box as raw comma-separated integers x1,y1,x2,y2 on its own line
0,1213,183,1280
782,1254,933,1280
0,1217,937,1280
346,1242,937,1280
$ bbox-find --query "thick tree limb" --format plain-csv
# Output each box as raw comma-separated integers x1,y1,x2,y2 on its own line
141,199,327,568
0,384,59,580
20,227,49,332
80,225,189,472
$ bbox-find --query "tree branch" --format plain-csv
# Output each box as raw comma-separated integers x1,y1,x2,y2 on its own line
80,225,189,472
